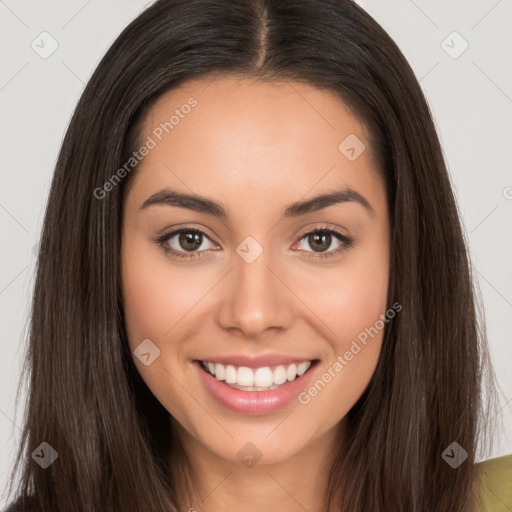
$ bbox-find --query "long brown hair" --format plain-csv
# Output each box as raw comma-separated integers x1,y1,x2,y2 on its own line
4,0,501,510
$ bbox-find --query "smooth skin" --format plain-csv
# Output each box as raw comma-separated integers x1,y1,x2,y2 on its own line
121,76,391,512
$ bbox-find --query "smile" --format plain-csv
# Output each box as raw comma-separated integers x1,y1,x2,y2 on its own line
194,358,319,415
200,360,312,390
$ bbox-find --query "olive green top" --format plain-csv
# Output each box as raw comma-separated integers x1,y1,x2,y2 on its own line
474,453,512,511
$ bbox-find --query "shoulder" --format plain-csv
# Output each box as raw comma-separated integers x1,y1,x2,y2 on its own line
474,453,512,511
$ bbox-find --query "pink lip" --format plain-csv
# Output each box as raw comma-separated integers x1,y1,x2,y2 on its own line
194,359,319,415
195,354,315,369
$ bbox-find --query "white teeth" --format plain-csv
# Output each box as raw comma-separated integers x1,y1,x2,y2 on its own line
214,363,225,381
254,367,273,387
237,367,254,387
286,363,297,381
297,361,311,376
225,365,237,384
273,365,287,385
201,360,314,389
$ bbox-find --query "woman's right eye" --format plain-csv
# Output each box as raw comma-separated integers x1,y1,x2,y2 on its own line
154,227,219,261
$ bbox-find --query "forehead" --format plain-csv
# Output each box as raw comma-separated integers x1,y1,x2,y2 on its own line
127,76,383,216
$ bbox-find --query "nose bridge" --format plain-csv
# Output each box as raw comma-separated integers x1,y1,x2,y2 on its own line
216,235,293,336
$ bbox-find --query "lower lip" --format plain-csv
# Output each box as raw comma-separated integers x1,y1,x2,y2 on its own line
194,360,318,415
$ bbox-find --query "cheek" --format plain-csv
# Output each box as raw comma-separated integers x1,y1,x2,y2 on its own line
293,235,389,407
298,241,389,350
323,260,389,344
121,237,206,348
120,238,199,422
121,249,166,348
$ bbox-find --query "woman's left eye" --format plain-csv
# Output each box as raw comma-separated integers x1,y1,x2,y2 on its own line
154,225,354,261
294,227,354,259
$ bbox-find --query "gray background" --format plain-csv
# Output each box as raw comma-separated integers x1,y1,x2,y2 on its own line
1,0,511,505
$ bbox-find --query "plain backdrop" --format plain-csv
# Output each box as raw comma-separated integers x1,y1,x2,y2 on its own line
1,0,511,506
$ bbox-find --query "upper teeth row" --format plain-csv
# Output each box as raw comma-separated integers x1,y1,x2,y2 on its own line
202,361,312,387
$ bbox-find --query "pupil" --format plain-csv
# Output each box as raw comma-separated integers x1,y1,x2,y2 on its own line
179,232,202,251
309,232,331,252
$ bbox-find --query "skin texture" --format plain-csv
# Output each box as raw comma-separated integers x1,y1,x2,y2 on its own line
121,76,390,512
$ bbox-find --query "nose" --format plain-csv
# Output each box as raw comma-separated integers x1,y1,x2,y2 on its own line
215,247,294,339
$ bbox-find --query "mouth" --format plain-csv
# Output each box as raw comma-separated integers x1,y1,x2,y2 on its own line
199,359,315,391
193,358,320,415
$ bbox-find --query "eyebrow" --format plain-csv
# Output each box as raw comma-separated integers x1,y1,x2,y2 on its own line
140,187,375,218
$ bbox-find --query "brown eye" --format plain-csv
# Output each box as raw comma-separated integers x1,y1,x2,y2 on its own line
298,229,342,254
306,232,333,253
155,227,218,260
178,231,203,251
295,227,355,259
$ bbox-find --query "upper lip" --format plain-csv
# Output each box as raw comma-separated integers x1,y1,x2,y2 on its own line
195,354,317,369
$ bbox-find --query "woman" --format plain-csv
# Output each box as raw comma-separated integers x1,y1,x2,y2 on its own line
4,0,511,510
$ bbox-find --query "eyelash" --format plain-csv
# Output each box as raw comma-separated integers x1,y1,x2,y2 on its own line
153,224,355,261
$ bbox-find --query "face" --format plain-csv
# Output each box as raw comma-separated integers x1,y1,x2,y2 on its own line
121,76,390,468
